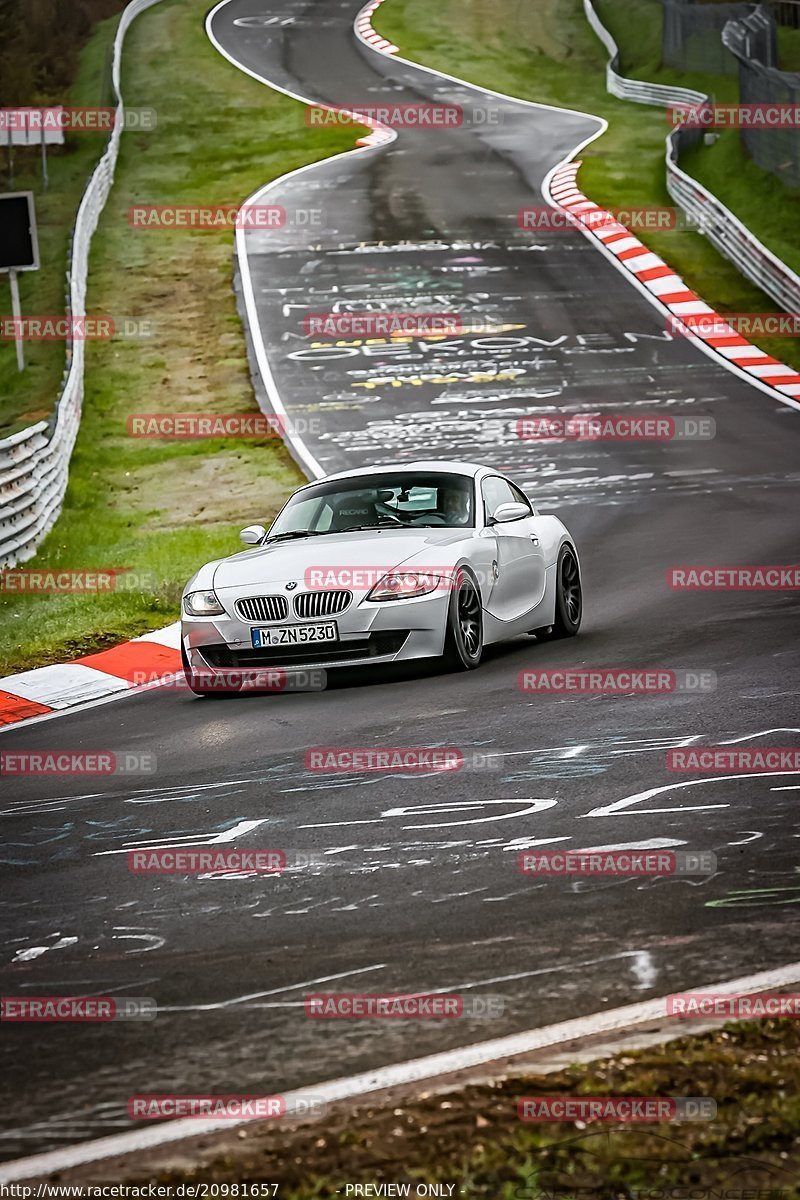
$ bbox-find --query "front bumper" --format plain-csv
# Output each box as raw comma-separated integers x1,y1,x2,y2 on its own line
181,586,451,673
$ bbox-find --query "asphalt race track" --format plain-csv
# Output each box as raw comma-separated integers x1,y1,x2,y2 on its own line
1,0,799,1164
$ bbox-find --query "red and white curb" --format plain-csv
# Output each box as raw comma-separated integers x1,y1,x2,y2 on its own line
547,162,800,404
0,623,181,729
356,4,800,411
0,2,407,735
352,0,396,144
355,125,394,149
3,7,792,732
355,0,397,55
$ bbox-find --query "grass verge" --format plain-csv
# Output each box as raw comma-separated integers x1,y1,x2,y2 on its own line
139,1020,800,1195
0,16,117,436
374,0,800,366
0,0,364,675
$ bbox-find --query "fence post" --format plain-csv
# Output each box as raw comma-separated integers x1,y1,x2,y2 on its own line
0,0,167,568
581,0,800,316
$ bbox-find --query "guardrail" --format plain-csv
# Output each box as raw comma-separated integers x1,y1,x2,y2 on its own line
767,0,800,27
584,0,708,107
582,0,800,317
0,0,165,568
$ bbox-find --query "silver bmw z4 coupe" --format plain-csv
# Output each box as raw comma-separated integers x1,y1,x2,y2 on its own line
180,459,582,694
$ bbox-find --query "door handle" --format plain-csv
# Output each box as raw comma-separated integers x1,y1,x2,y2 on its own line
530,536,539,545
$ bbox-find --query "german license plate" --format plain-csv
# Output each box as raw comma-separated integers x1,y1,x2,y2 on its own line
251,622,337,648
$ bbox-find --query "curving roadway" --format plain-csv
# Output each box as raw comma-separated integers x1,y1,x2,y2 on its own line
1,0,799,1168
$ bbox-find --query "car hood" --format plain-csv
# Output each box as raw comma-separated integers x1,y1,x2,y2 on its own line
212,528,471,591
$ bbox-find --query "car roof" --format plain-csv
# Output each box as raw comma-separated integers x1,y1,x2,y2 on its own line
298,461,489,490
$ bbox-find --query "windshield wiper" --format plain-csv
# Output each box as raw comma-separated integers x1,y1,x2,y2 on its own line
339,523,407,532
265,530,325,544
266,523,407,543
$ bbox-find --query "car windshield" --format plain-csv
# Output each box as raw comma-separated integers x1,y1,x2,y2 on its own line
267,472,475,539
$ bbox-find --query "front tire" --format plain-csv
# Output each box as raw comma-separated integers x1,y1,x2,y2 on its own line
442,569,483,670
533,545,582,641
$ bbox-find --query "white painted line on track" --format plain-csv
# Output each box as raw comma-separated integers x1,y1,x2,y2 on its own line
2,960,799,1182
205,0,400,481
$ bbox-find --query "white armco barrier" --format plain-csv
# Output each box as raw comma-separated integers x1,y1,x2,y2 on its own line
0,0,165,567
583,0,800,317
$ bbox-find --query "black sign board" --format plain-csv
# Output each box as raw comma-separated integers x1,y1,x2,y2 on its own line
0,192,39,272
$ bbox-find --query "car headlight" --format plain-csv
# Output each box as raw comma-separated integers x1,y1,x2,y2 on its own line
184,590,225,616
367,572,442,602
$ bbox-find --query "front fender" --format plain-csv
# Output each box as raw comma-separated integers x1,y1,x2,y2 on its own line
395,534,497,608
182,560,223,601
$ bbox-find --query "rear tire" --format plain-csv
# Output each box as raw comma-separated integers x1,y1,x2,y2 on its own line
181,645,241,697
532,546,582,641
442,569,483,671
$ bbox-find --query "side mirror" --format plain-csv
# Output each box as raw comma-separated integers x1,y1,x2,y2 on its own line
239,524,267,545
490,501,530,525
